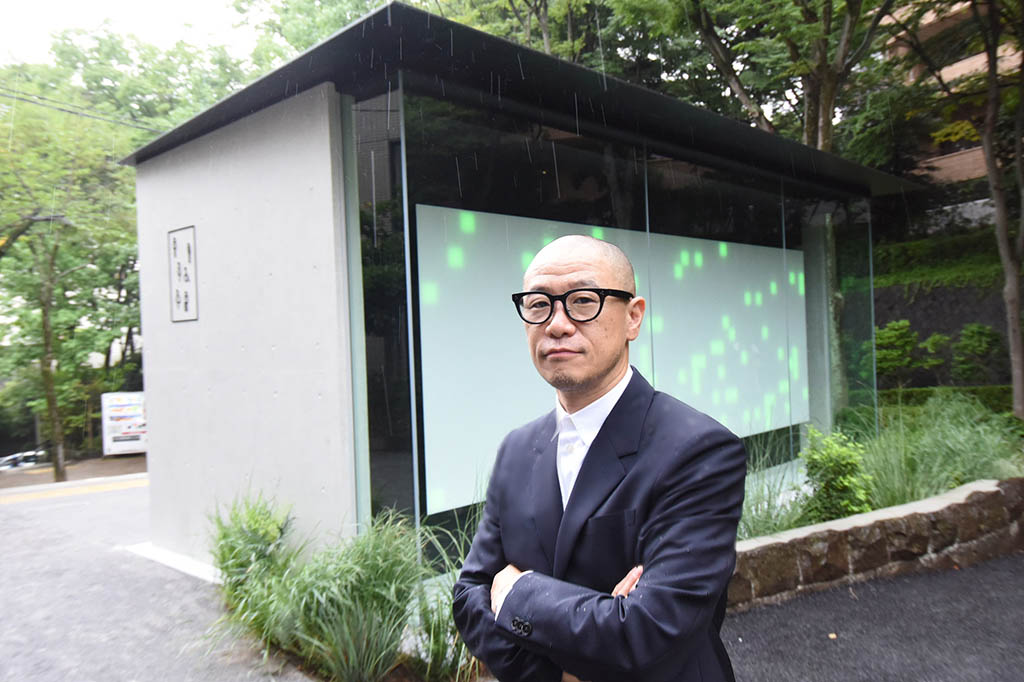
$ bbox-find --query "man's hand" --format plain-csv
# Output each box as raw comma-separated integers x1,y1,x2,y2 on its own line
490,563,525,615
562,673,583,682
612,564,643,598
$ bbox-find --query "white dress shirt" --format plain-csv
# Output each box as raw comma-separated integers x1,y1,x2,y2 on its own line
553,366,634,508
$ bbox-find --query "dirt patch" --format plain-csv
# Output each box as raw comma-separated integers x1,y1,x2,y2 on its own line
0,454,147,489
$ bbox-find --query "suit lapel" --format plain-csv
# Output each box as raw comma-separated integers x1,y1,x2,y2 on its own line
551,371,654,579
528,413,561,571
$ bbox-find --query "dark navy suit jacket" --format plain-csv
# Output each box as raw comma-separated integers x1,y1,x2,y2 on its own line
453,370,747,682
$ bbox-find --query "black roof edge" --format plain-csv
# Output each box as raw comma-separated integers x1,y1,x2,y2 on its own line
123,1,920,199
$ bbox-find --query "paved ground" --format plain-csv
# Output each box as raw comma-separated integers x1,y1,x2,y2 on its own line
723,551,1024,681
1,470,1021,681
0,475,309,682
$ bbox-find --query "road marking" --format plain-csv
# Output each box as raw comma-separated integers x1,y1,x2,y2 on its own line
0,478,149,504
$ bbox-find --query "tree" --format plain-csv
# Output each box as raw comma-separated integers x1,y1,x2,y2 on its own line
885,0,1024,417
1,33,247,475
609,0,898,151
1,63,141,478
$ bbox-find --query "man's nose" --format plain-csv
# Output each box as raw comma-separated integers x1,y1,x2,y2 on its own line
545,300,576,335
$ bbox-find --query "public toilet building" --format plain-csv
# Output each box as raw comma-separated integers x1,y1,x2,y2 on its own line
126,2,903,564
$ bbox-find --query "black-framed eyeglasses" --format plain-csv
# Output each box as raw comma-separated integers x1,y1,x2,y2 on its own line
511,288,634,324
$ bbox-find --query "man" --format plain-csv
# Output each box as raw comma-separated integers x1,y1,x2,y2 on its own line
453,235,747,682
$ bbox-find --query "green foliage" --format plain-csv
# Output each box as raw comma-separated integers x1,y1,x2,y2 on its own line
212,501,481,682
952,323,1004,384
737,436,807,541
211,494,298,612
918,332,950,378
408,525,483,682
800,427,873,523
867,320,919,388
860,393,1024,509
872,385,1013,413
872,232,1004,291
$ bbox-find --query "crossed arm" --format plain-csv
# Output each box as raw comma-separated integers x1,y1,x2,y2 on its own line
492,564,644,682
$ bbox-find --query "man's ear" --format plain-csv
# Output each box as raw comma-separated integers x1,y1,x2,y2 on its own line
625,296,645,341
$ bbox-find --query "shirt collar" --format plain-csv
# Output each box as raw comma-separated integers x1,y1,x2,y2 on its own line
553,366,633,448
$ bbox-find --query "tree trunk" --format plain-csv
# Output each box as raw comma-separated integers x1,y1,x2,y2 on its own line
803,75,821,148
39,282,67,482
539,1,551,54
817,73,839,153
976,0,1024,417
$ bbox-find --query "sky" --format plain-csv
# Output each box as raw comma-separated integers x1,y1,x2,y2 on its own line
0,0,260,66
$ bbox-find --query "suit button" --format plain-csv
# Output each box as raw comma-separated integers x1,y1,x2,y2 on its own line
520,621,532,636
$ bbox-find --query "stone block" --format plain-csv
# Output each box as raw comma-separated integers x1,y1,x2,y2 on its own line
967,489,1010,531
727,572,753,607
882,514,930,561
926,507,959,553
794,530,849,585
744,543,799,599
875,560,922,579
919,552,957,572
848,523,888,574
997,478,1024,522
947,527,1015,567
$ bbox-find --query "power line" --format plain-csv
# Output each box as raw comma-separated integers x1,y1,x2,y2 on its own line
0,91,164,133
0,84,129,120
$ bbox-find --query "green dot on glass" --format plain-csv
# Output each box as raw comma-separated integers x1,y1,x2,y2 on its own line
459,211,476,234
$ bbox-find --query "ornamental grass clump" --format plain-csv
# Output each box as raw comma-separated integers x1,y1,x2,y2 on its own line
800,427,873,524
210,494,299,613
737,433,807,540
408,525,483,682
861,393,1024,509
211,500,482,682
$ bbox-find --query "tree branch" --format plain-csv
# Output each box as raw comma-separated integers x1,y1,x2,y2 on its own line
845,0,898,73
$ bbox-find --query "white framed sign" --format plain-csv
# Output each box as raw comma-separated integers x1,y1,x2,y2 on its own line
168,225,198,322
101,392,147,455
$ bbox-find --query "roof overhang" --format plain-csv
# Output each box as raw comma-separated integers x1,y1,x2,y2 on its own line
124,2,917,197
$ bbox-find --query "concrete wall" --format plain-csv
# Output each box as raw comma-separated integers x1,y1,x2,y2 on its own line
135,83,358,562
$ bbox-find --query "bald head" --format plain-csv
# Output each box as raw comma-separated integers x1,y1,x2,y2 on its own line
524,235,636,293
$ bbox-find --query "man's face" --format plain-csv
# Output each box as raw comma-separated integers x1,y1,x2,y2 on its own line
522,240,645,411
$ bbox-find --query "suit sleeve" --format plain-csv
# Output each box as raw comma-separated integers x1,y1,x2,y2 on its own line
452,438,562,682
493,422,746,682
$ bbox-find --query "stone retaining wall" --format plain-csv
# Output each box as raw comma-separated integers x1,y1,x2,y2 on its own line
728,478,1024,612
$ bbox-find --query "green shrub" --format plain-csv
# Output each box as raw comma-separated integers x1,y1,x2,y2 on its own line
210,494,297,611
868,320,919,388
848,385,1014,414
918,332,950,382
952,323,1004,384
277,511,426,681
211,501,483,682
800,427,873,523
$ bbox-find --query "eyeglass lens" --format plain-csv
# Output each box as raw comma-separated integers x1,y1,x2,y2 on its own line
519,290,603,323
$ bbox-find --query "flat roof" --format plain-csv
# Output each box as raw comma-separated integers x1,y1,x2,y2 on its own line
125,1,914,197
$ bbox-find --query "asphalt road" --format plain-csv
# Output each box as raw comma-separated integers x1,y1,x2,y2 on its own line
723,550,1024,682
0,475,309,682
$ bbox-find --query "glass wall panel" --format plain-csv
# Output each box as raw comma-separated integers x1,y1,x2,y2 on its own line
354,90,416,515
646,154,805,465
403,91,647,518
783,187,877,436
387,84,876,519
